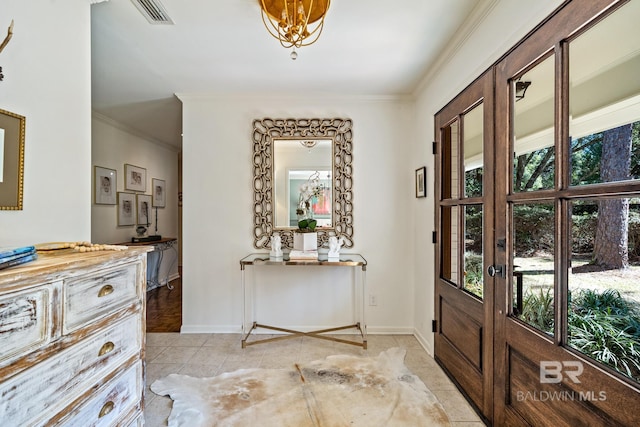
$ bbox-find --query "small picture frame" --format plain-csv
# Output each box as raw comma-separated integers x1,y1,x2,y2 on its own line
124,163,146,192
137,194,152,226
415,166,427,198
152,178,166,207
94,166,116,205
117,192,136,226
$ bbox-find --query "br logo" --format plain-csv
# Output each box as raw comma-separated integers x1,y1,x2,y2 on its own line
540,361,583,384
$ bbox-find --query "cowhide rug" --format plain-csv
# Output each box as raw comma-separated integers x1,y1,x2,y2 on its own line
150,347,451,426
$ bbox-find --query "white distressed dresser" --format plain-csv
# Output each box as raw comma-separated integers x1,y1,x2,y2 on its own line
0,247,150,426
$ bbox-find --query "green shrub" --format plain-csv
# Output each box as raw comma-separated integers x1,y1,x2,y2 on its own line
572,288,633,316
519,287,554,333
513,205,555,256
464,252,483,298
519,287,640,381
570,289,640,381
569,310,640,380
571,211,598,254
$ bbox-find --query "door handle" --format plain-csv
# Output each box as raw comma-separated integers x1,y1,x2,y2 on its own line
487,264,505,278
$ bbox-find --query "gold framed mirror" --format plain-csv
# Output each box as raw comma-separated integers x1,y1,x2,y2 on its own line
0,108,25,210
252,118,353,249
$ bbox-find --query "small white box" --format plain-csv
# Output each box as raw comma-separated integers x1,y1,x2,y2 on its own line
293,232,317,251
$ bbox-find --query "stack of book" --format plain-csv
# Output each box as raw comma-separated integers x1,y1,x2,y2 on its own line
0,245,38,271
288,250,318,260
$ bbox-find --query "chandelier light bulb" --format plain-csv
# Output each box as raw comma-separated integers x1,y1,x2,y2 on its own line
290,48,298,60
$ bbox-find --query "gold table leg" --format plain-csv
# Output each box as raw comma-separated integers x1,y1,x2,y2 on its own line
242,322,367,349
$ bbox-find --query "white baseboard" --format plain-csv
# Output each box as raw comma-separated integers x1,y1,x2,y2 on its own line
180,325,239,334
412,328,434,356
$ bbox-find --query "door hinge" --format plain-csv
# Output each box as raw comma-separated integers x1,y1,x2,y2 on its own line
432,141,437,154
432,319,438,333
432,231,437,243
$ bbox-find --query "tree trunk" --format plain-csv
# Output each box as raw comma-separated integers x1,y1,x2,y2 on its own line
593,124,632,269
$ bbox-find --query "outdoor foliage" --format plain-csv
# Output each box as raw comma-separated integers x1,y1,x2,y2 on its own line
571,204,640,260
464,252,483,298
520,287,640,382
513,204,555,257
514,147,555,192
519,287,555,333
569,289,640,381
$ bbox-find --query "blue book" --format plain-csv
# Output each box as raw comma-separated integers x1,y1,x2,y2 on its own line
0,252,38,270
0,246,36,264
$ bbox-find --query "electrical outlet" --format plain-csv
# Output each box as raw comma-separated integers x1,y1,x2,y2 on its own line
369,295,377,306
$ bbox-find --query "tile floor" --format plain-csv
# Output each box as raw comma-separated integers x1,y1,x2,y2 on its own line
144,333,486,426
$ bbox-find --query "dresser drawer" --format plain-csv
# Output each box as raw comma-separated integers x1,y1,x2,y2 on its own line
0,282,58,368
63,262,140,333
64,360,143,427
0,314,141,426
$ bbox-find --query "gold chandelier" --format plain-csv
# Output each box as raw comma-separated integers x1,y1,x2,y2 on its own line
259,0,331,59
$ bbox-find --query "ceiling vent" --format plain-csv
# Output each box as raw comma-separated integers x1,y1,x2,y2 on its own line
131,0,174,25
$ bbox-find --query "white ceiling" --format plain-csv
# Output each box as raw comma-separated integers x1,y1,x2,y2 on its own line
90,0,484,148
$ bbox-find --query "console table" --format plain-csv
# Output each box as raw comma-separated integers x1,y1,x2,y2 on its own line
126,238,178,291
239,253,368,349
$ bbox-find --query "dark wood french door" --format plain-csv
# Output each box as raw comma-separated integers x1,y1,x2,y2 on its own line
435,0,640,425
434,69,495,422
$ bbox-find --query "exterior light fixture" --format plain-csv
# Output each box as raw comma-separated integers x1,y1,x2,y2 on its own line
515,80,531,101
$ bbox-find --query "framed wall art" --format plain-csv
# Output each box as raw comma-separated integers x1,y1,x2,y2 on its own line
0,108,25,210
415,166,427,198
124,163,146,192
152,178,166,207
117,192,136,226
136,194,152,226
94,166,116,205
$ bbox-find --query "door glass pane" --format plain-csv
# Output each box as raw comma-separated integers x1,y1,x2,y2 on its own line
464,104,483,198
443,120,460,199
569,1,640,186
512,203,555,334
464,205,483,298
513,55,555,192
569,199,640,383
441,206,459,285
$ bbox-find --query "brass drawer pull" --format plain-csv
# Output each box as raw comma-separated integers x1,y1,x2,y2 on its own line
98,341,115,357
99,401,114,418
98,284,114,297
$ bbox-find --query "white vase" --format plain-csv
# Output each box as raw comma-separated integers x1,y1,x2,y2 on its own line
293,232,317,251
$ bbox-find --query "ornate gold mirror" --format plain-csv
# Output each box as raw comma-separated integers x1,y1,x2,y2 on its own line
252,118,353,249
0,108,25,210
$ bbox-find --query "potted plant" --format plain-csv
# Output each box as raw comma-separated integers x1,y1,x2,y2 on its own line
294,172,321,251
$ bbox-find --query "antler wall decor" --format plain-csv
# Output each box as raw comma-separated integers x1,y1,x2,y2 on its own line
0,19,14,81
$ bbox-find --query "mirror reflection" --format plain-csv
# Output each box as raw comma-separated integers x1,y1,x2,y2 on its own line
273,139,332,228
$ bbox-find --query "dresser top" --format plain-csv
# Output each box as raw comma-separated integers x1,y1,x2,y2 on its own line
0,247,151,289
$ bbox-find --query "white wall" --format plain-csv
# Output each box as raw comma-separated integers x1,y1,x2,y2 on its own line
0,0,93,247
91,114,180,246
411,0,565,354
179,95,415,334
